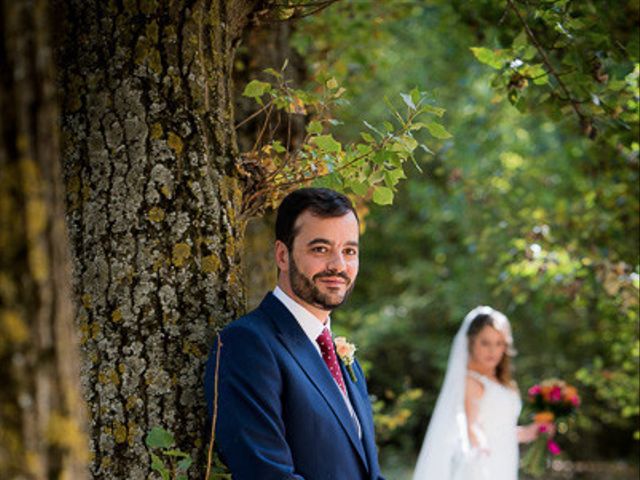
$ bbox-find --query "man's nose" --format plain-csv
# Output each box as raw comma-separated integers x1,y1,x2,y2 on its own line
327,252,346,270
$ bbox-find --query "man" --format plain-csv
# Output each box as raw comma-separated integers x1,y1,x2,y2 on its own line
204,188,385,479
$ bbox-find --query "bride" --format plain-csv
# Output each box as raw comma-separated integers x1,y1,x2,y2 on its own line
413,306,546,480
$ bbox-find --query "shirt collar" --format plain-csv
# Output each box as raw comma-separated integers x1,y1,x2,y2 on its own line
273,286,330,345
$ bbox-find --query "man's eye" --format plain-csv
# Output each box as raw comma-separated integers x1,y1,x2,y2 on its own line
312,246,327,253
344,248,358,256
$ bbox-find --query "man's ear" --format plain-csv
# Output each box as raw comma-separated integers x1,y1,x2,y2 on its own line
274,240,290,272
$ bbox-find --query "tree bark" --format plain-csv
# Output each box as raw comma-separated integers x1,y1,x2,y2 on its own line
55,1,259,477
0,0,88,478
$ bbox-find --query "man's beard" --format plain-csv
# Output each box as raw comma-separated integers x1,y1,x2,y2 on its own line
289,257,355,311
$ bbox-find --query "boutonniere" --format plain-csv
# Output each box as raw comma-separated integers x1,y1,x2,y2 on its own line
334,337,357,382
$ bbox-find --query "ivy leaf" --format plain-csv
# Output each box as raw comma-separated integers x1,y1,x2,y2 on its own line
242,80,271,99
312,134,342,153
146,427,175,449
470,47,509,69
425,122,453,139
372,186,394,205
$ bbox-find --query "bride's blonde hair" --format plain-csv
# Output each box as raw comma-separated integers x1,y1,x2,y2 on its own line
466,309,516,388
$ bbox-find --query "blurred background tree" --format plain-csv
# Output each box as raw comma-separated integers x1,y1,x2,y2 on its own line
265,0,639,477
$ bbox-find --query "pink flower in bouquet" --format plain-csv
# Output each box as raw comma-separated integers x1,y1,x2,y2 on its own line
549,385,563,402
528,384,541,397
547,439,561,456
569,395,581,407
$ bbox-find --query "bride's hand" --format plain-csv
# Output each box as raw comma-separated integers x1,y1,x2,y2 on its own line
517,423,545,443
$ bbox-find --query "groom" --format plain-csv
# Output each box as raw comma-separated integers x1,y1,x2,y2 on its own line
204,188,385,479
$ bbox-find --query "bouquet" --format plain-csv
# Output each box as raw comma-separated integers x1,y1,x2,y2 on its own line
520,378,580,477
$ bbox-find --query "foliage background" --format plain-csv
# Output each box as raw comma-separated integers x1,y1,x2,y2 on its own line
248,0,639,477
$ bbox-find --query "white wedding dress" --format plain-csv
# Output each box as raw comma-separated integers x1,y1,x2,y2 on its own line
453,371,522,480
413,306,522,480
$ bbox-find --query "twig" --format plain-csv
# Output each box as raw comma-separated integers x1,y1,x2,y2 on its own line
205,333,223,480
235,99,275,129
506,0,586,124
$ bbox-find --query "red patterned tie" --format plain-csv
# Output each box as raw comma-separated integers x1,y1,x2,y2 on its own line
316,328,347,395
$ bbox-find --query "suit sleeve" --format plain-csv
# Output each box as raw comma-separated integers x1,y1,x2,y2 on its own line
204,324,305,480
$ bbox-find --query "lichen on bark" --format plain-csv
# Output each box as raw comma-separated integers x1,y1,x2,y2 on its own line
56,0,260,477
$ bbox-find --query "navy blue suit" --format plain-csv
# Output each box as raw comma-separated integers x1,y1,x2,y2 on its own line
204,293,385,480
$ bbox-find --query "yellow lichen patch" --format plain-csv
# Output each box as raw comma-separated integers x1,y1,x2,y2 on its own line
99,456,112,470
127,421,138,446
182,340,203,357
25,197,47,238
150,122,163,140
160,185,172,198
225,241,235,261
201,254,221,273
67,175,81,194
82,294,92,309
126,396,138,410
25,452,42,477
98,368,120,386
46,412,88,459
0,309,29,345
152,256,164,272
111,309,122,323
91,322,100,340
139,0,157,15
145,21,159,43
172,243,191,267
28,244,49,282
118,363,126,374
148,207,165,223
113,421,127,444
167,132,184,155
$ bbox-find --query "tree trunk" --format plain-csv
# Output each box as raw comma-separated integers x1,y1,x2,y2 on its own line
56,1,259,477
0,0,88,478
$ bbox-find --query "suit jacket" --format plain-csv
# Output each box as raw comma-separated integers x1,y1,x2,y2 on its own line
204,292,385,480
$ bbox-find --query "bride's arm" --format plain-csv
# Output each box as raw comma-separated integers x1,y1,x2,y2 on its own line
464,376,486,450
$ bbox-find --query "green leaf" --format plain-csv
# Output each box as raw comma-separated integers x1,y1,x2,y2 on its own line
419,104,446,117
372,186,394,205
307,121,323,135
146,427,175,449
242,80,271,99
385,168,406,187
425,122,453,139
360,132,375,143
177,456,193,471
470,47,509,69
410,87,421,106
400,92,416,110
150,452,169,480
349,180,369,196
162,449,189,458
312,134,342,153
271,141,286,153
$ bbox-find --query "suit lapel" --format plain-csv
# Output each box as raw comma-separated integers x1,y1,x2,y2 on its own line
341,360,376,477
260,294,368,470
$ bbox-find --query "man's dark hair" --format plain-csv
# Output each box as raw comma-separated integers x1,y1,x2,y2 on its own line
275,188,358,250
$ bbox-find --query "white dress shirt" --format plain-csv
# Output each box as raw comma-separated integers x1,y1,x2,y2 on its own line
273,286,362,438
